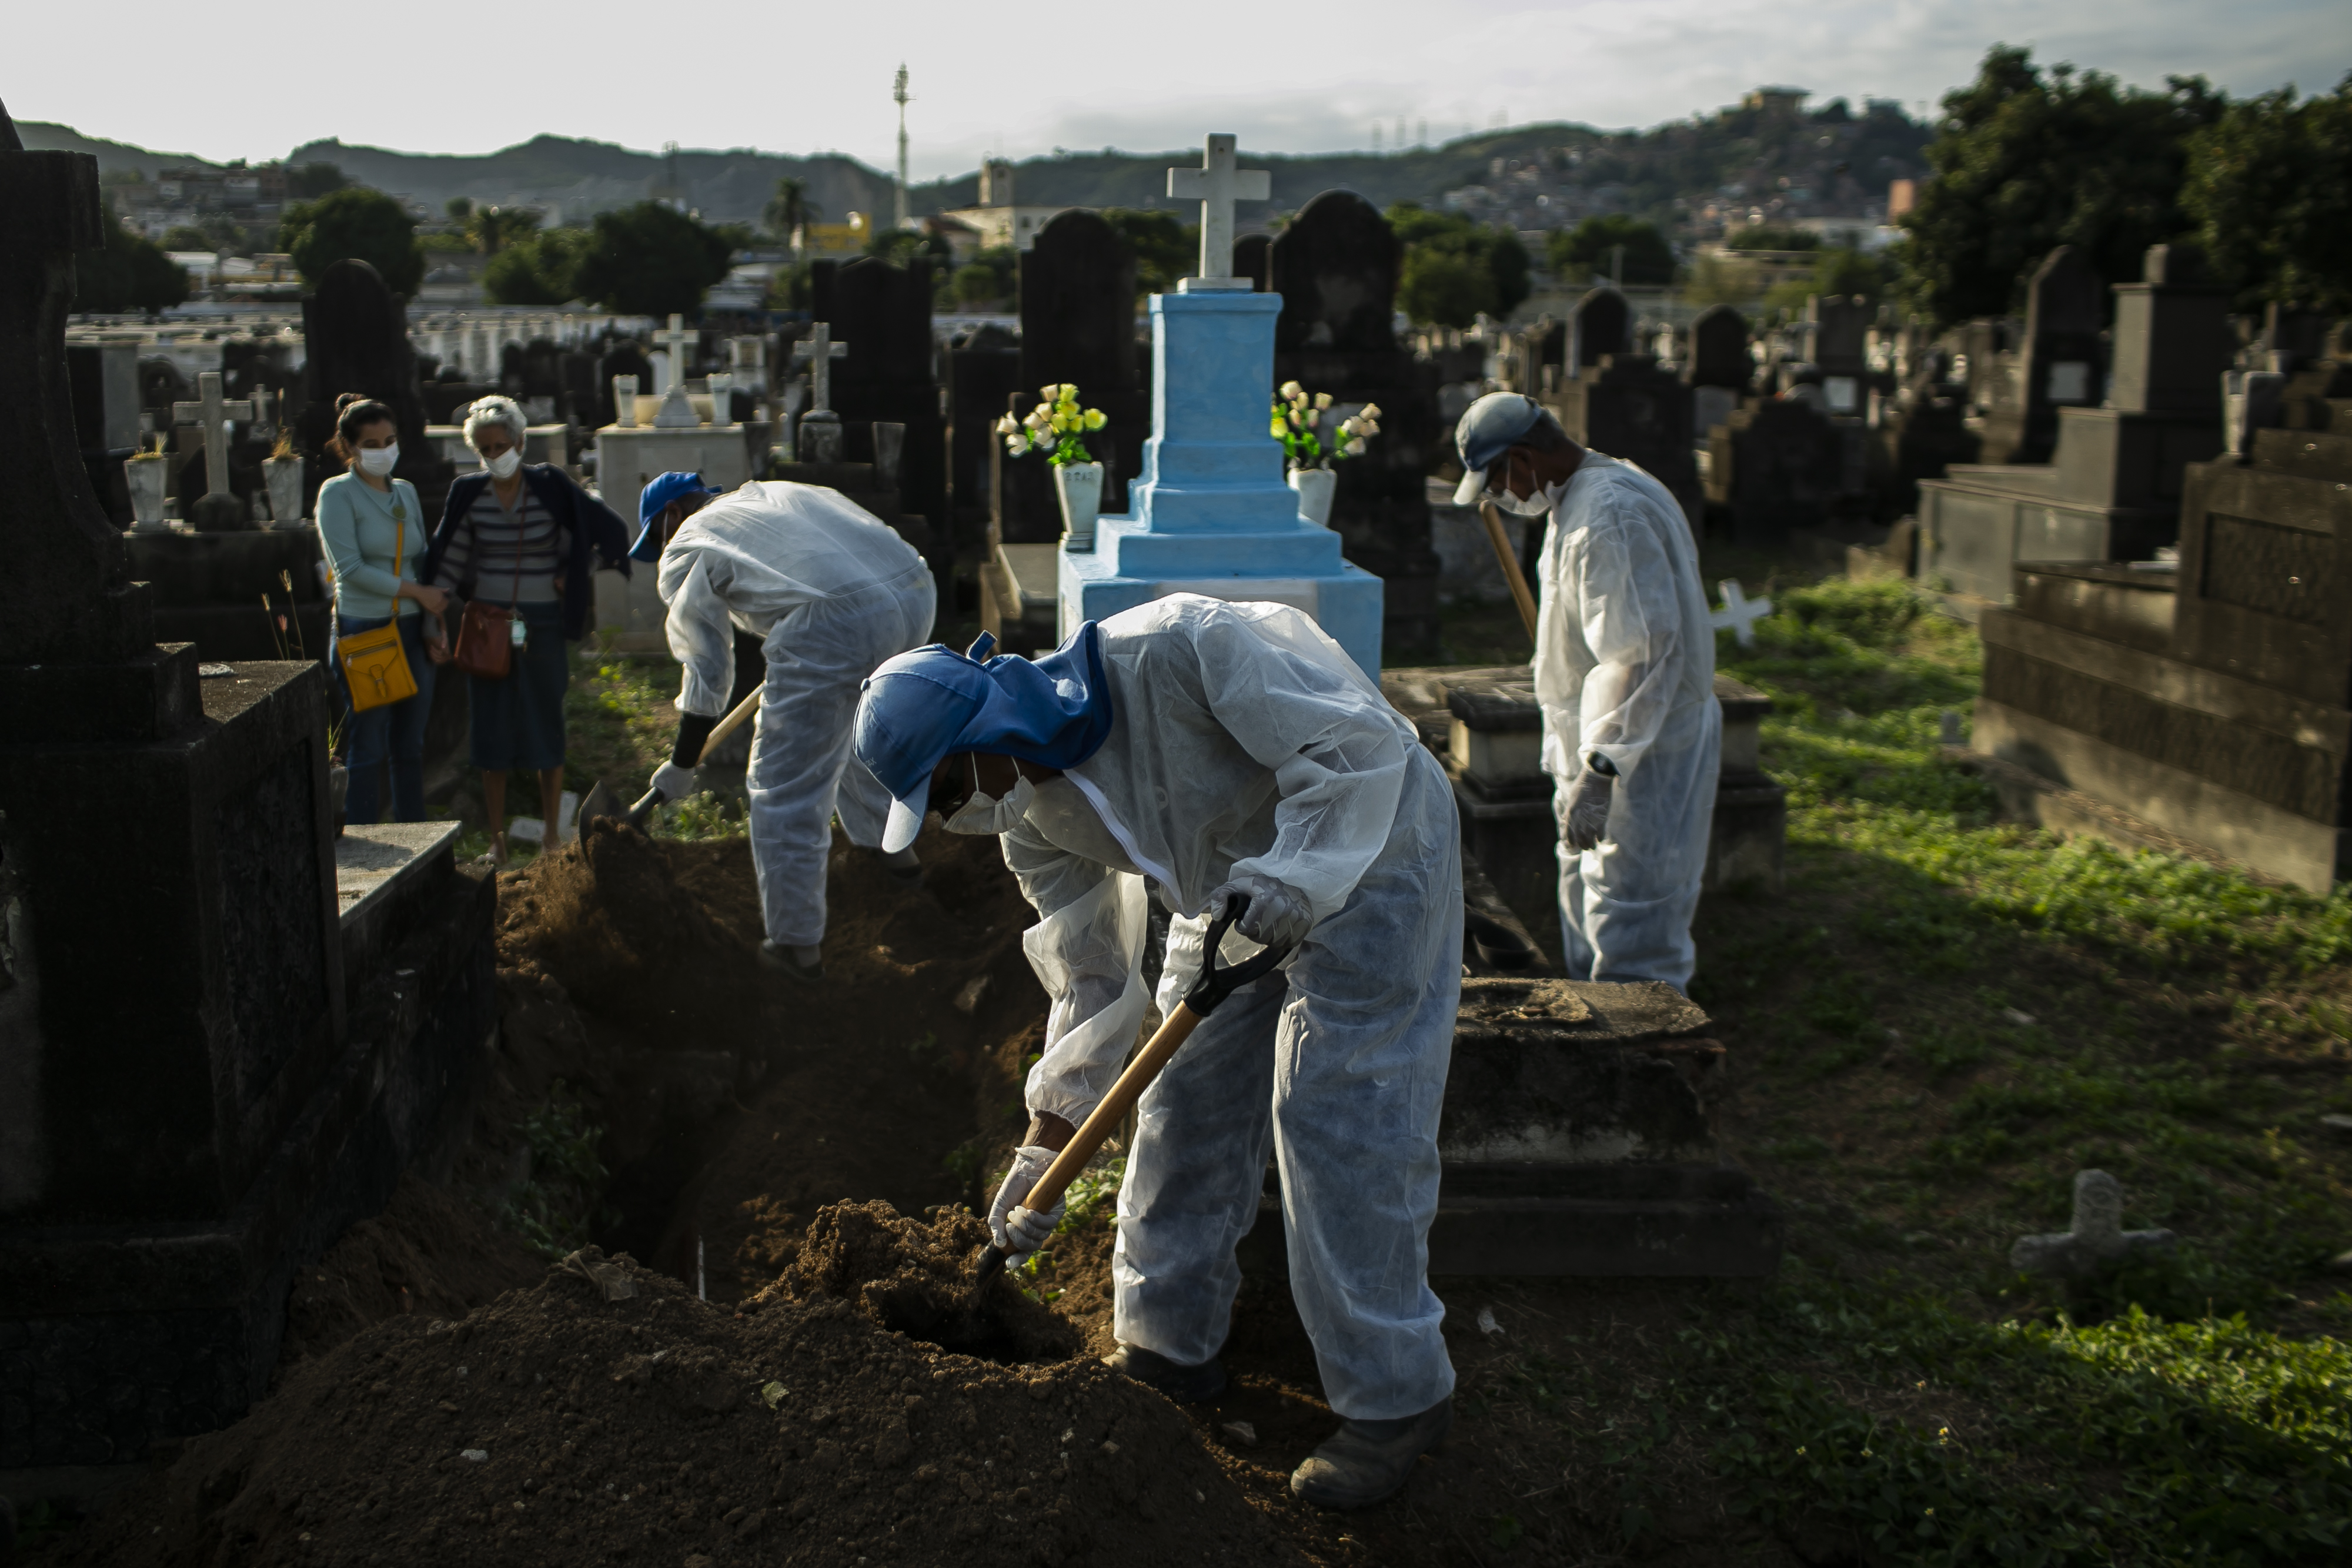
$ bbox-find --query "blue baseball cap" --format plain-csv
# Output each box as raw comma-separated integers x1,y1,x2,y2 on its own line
1451,393,1547,506
629,472,723,561
856,626,1114,852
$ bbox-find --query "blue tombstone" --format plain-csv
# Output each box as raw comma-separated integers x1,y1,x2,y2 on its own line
1057,137,1384,677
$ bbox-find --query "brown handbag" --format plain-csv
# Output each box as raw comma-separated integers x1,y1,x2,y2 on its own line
450,486,532,678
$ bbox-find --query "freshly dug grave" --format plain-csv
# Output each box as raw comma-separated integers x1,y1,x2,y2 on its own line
54,1205,1332,1568
280,1175,544,1367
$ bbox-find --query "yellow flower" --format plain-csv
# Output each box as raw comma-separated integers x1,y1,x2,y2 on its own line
1270,415,1288,437
1083,408,1107,430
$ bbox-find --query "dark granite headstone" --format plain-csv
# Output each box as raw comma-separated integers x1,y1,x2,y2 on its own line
1546,353,1698,520
1977,247,2104,464
0,109,487,1472
298,259,451,519
1570,287,1631,371
1704,397,1844,546
813,257,947,569
1232,232,1271,292
1687,305,1751,392
943,324,1022,557
1807,295,1874,417
1268,190,1443,652
1013,210,1147,535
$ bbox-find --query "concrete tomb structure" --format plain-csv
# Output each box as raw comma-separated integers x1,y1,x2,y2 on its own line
1058,135,1383,676
1920,245,2234,612
0,114,496,1483
1380,665,1786,951
1972,415,2352,892
1973,246,2107,466
1267,189,1443,652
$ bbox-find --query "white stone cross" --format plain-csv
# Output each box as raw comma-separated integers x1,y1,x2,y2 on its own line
1167,134,1270,285
2010,1170,2176,1281
170,370,256,499
651,313,697,394
1709,579,1773,647
790,322,851,416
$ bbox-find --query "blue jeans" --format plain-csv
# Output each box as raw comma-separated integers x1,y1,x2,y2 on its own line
338,611,437,824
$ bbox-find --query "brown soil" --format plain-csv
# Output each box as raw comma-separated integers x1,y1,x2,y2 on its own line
54,1212,1332,1568
280,1175,544,1366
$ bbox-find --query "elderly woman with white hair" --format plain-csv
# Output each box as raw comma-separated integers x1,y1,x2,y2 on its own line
420,394,634,861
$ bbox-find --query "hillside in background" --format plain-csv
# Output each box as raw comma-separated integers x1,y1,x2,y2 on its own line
23,92,1930,230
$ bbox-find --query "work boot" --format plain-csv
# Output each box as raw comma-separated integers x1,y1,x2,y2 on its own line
758,940,825,985
876,845,924,886
1102,1343,1226,1404
1289,1398,1452,1510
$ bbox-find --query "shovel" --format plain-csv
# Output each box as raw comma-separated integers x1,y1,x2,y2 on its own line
974,897,1294,1281
577,681,766,834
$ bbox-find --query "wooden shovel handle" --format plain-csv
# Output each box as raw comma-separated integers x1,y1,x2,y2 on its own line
696,682,766,764
1480,501,1540,641
1015,1001,1204,1216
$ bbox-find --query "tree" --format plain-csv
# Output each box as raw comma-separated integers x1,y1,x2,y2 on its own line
445,196,473,222
162,225,212,253
483,228,590,306
467,205,541,256
2184,75,2352,313
570,202,734,316
1102,208,1194,296
1387,203,1531,324
953,263,1003,307
1899,45,2223,325
1726,225,1820,252
1547,216,1675,285
76,206,189,314
764,176,818,252
280,186,424,295
284,162,348,199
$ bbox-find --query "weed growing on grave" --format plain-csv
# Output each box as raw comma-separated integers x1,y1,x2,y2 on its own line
496,1085,613,1259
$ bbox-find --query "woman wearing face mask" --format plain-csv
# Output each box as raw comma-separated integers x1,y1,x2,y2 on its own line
317,393,447,824
420,394,633,862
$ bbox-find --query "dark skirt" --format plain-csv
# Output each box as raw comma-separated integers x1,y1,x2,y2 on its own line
467,601,569,771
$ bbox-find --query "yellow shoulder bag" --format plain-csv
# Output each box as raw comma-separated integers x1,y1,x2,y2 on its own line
338,488,419,711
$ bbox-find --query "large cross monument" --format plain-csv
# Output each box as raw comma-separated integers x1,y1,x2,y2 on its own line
1057,134,1384,675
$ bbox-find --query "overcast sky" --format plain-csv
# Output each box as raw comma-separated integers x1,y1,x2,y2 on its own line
12,0,2346,178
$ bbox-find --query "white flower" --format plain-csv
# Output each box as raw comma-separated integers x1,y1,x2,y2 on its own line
1279,380,1303,400
994,414,1018,434
1314,392,1332,410
1005,433,1031,456
1360,403,1382,420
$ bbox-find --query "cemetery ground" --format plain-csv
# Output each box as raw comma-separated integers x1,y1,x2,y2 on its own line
24,576,2352,1567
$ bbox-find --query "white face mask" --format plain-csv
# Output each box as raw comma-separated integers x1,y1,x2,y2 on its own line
482,449,523,480
356,443,399,477
943,763,1036,836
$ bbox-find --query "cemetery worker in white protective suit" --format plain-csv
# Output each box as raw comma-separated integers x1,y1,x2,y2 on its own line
632,472,936,983
851,596,1464,1510
1453,393,1719,989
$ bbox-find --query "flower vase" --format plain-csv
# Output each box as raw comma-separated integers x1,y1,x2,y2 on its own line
1055,461,1104,552
1288,466,1337,527
125,458,168,531
263,456,306,529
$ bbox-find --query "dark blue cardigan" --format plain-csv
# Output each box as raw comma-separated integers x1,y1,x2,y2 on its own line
422,464,633,643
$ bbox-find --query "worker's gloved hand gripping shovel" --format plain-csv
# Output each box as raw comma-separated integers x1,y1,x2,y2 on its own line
577,681,766,833
975,895,1293,1281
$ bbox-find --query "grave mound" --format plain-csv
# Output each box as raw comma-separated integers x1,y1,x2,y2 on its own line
760,1200,1077,1365
51,1222,1310,1568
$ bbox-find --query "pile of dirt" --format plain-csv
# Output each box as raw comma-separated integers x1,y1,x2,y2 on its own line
280,1175,544,1366
57,1207,1325,1568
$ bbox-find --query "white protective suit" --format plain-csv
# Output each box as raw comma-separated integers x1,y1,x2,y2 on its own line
657,482,934,946
1000,594,1462,1421
1532,453,1719,988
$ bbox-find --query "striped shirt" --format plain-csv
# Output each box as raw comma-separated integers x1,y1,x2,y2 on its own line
433,481,562,606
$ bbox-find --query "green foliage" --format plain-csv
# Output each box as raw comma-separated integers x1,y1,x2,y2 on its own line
1389,202,1530,326
482,227,589,306
1763,246,1900,315
1683,252,1763,307
1728,225,1823,252
864,226,953,274
2184,76,2352,313
1900,45,2224,325
1547,215,1676,284
764,175,818,245
954,262,1004,306
497,1086,610,1259
283,161,348,200
1101,208,1194,296
467,204,541,256
75,209,190,314
570,201,734,317
161,224,211,252
445,196,473,221
280,186,425,296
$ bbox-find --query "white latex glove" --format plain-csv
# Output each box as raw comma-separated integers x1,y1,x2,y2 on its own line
1562,768,1615,854
649,760,698,801
987,1145,1064,1264
1207,874,1313,951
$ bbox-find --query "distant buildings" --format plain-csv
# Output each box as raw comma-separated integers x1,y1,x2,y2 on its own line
938,159,1068,253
